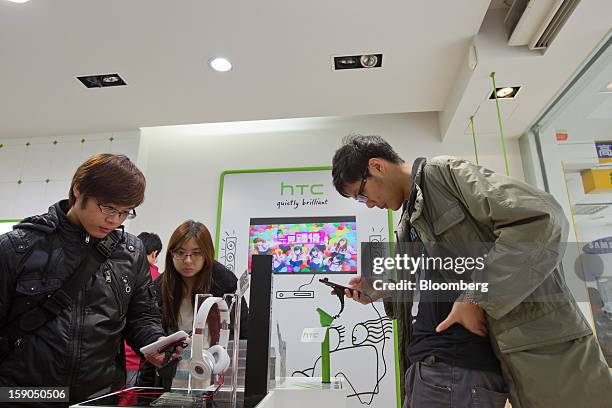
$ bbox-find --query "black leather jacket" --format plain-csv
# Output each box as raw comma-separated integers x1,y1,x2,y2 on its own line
0,201,164,404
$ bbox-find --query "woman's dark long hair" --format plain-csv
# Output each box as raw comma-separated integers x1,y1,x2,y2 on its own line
336,238,348,252
161,220,215,330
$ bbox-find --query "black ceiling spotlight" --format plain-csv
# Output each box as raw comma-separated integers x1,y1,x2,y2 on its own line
333,53,383,70
489,86,521,100
77,73,127,88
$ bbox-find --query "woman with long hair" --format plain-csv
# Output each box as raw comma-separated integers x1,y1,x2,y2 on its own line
138,220,248,388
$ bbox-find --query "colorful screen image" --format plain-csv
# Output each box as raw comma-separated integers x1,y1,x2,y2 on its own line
248,216,357,274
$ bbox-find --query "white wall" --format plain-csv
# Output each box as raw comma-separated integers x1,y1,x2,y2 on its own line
0,131,140,221
132,112,524,265
0,113,524,252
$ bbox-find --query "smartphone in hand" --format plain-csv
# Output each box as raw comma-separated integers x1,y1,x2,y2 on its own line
319,277,354,296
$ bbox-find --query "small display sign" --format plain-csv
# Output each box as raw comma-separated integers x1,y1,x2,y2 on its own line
595,140,612,163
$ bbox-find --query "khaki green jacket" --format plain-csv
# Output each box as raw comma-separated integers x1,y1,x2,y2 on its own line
384,156,611,408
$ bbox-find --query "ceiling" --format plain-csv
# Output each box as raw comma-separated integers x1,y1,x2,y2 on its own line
0,0,611,140
441,0,612,144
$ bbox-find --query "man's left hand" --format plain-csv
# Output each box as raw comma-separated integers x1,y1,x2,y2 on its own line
436,301,488,337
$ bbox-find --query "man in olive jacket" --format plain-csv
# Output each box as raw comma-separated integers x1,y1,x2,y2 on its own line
332,135,611,408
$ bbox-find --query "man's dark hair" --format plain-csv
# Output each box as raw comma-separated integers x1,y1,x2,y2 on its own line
69,153,146,208
137,232,163,256
332,134,404,197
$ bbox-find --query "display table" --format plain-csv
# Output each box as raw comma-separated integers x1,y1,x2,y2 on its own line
255,377,347,408
69,377,347,408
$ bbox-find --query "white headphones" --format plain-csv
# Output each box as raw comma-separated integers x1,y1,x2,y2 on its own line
189,296,231,380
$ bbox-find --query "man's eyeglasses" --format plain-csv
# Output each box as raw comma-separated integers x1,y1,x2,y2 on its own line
97,202,137,220
356,167,369,204
171,250,204,261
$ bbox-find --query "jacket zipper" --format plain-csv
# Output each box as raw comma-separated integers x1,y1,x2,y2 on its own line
66,233,91,392
68,291,86,392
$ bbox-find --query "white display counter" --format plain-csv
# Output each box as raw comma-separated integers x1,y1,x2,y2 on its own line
256,377,347,408
69,377,347,408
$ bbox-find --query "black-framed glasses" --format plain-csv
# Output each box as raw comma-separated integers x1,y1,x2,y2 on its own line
170,250,204,261
97,202,137,220
356,167,369,204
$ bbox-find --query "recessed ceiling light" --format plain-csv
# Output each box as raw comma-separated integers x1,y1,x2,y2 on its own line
210,57,232,72
489,86,521,100
360,54,379,68
102,75,120,83
496,87,515,98
7,0,31,3
333,53,383,70
77,73,127,88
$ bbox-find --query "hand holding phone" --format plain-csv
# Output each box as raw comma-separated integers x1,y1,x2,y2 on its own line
322,276,384,305
140,330,190,355
319,277,354,296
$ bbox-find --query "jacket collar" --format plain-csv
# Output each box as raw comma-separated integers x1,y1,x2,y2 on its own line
16,200,94,244
402,158,426,224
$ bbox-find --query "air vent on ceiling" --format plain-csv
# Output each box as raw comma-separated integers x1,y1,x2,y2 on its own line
505,0,581,51
77,73,127,88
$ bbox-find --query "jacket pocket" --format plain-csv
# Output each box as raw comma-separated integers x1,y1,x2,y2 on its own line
497,334,610,408
10,278,63,320
495,303,591,353
433,205,465,236
495,303,603,408
3,278,65,365
15,278,62,296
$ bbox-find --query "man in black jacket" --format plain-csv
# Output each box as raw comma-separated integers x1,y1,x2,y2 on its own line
0,154,171,405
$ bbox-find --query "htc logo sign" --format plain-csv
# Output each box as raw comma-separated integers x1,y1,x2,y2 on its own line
281,182,324,196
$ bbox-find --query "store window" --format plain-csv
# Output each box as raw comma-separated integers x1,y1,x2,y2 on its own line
530,36,612,366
